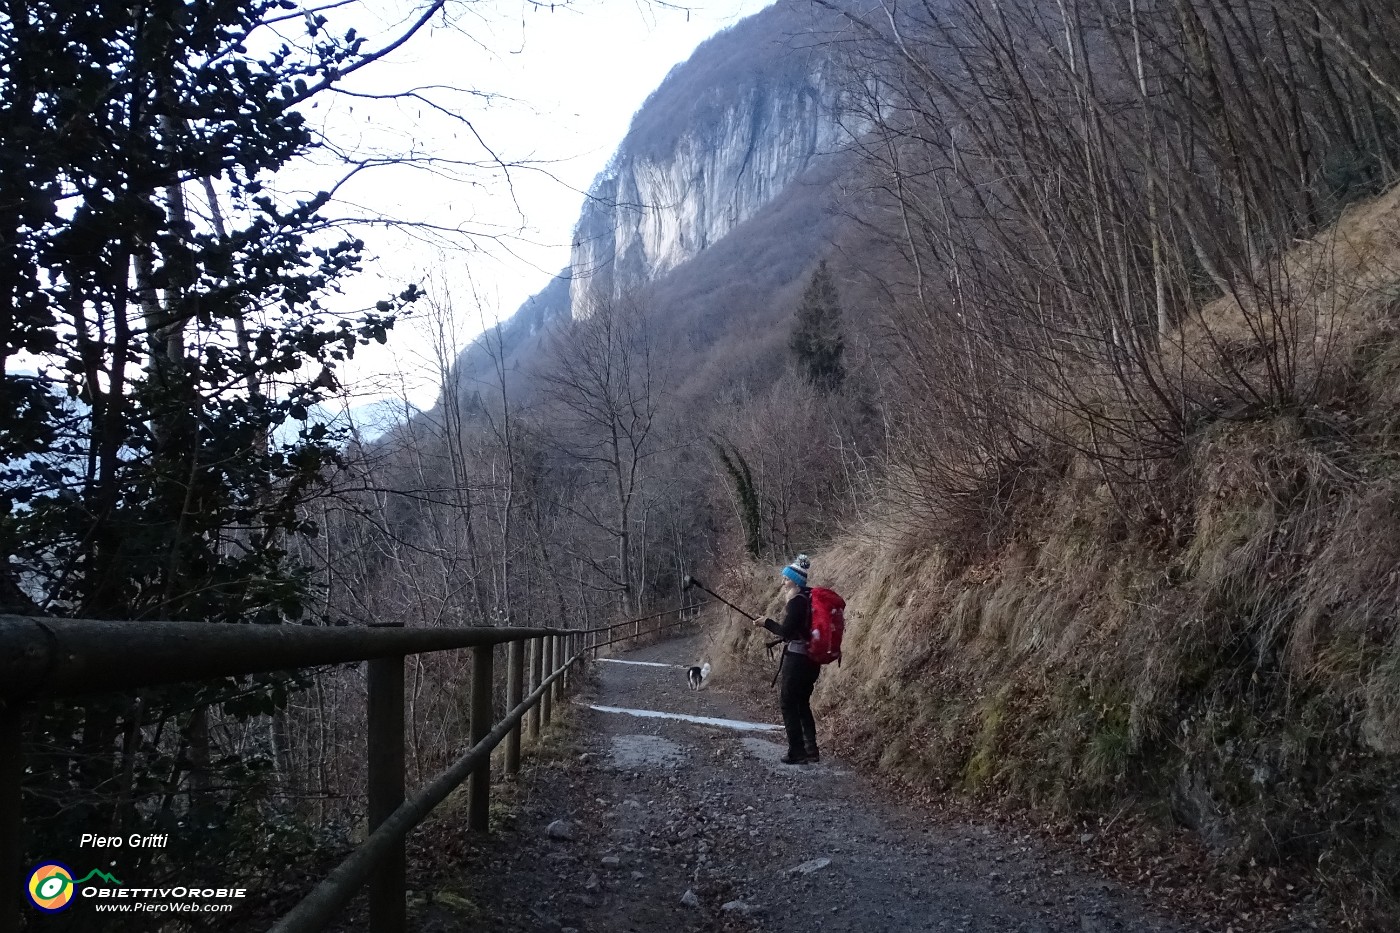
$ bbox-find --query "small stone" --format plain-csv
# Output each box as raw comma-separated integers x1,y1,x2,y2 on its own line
584,873,600,891
681,889,700,909
721,899,751,913
546,820,574,840
601,855,622,869
630,871,645,881
789,857,832,875
1078,833,1095,844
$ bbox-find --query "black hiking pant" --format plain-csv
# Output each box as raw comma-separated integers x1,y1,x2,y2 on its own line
779,652,820,758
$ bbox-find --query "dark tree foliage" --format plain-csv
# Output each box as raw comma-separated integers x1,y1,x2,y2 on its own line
0,0,423,620
0,0,425,908
789,259,845,391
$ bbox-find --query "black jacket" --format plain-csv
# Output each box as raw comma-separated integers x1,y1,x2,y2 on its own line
764,588,811,645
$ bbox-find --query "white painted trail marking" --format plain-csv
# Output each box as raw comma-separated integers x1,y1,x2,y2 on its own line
597,659,684,669
586,704,781,732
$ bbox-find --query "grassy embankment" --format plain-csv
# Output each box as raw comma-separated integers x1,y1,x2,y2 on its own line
714,186,1400,921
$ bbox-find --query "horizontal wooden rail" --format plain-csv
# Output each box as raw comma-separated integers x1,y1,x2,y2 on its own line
0,615,563,700
0,610,697,701
590,614,694,653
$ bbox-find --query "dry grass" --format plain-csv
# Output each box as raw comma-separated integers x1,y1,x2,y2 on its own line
1182,185,1400,345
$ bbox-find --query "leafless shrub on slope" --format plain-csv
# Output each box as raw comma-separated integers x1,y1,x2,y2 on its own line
834,0,1400,542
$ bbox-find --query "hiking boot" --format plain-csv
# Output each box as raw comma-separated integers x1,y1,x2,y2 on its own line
780,752,811,765
805,748,820,763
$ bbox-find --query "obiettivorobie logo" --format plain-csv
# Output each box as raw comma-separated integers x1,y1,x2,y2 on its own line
26,860,246,915
27,862,122,913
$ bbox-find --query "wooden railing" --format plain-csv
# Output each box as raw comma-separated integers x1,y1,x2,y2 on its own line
0,607,694,933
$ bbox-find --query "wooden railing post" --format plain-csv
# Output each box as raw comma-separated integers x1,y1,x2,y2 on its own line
505,639,523,777
1,702,23,933
540,636,553,728
367,647,405,933
528,637,543,739
468,644,494,832
551,634,564,703
551,627,562,694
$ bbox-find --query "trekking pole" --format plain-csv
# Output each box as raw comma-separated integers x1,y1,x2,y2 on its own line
682,575,761,622
685,575,789,688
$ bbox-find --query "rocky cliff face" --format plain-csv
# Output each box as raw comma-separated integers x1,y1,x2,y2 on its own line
569,50,850,318
451,0,856,387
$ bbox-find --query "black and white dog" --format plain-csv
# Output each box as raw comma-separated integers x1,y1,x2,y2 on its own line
686,662,711,690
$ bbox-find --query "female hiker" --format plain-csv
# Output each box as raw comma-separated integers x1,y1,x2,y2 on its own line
759,555,820,764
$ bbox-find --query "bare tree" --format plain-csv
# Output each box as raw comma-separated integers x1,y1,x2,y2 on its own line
536,296,665,614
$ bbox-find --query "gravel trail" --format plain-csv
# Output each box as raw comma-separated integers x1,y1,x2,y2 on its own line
452,634,1193,933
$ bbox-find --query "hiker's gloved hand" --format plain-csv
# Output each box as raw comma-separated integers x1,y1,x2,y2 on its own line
760,617,775,628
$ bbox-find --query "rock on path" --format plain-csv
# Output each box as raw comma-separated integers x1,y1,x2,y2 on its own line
445,634,1192,933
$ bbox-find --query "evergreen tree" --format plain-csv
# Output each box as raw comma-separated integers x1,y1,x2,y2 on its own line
789,260,846,391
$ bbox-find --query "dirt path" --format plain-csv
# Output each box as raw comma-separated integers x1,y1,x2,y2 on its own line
422,634,1196,933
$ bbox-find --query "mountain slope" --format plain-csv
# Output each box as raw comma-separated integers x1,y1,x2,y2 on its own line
451,0,859,394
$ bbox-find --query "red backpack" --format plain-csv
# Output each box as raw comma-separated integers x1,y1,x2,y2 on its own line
806,587,846,665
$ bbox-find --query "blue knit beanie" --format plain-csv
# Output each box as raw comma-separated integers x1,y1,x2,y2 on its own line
780,554,810,586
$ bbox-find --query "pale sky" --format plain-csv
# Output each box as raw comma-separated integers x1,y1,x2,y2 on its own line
309,0,779,407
